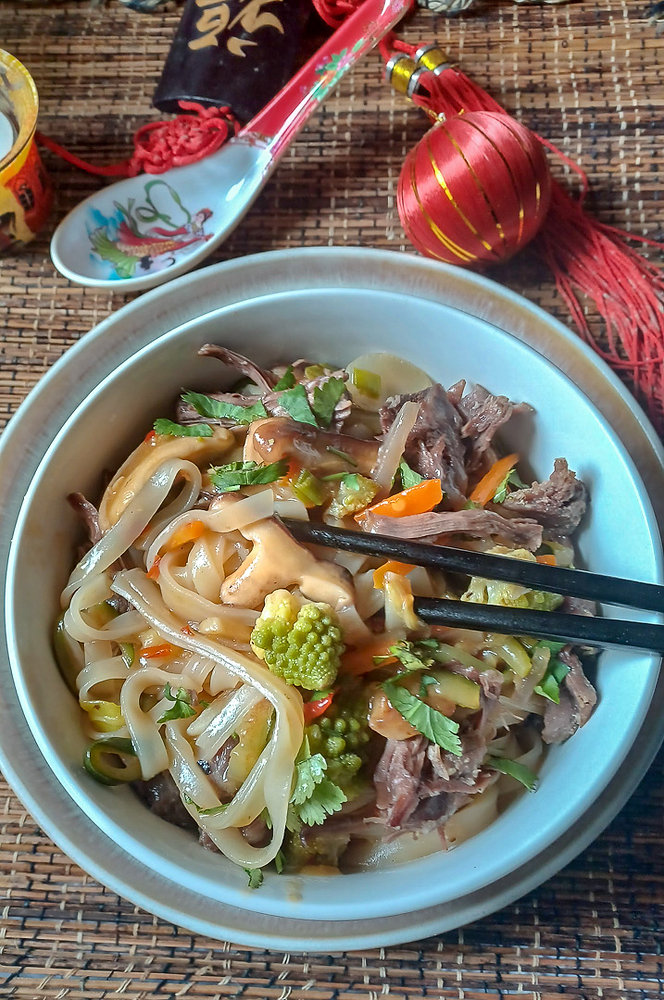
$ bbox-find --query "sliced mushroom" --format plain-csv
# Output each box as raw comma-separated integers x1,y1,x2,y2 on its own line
219,519,354,612
243,417,379,474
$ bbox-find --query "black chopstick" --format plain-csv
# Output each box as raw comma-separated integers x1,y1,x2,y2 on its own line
280,518,664,654
412,598,664,653
281,518,664,612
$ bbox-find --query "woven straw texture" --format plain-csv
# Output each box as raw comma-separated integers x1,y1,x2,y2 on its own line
1,0,663,995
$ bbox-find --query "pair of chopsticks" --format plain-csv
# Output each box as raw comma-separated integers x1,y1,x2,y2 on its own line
280,518,664,654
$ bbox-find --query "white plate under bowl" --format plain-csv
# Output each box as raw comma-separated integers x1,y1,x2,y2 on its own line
1,248,664,950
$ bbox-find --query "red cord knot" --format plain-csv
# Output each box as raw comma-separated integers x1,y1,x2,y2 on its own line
129,102,239,175
311,0,365,27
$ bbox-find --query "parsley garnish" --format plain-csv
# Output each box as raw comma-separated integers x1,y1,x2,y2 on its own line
273,365,296,390
398,458,423,489
182,390,267,425
182,794,229,816
245,868,264,889
289,752,347,826
208,459,288,492
374,639,437,672
274,850,285,874
419,673,438,698
157,683,197,723
486,756,539,791
492,468,528,504
153,418,213,438
278,384,318,425
381,680,462,756
311,377,346,427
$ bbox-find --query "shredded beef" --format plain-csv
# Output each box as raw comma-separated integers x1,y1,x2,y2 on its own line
132,772,197,831
456,384,531,475
363,507,543,550
501,458,588,534
198,736,239,802
380,385,469,507
197,344,279,391
68,492,102,546
541,648,597,744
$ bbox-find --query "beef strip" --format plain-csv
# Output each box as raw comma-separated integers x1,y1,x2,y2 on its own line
132,772,197,832
363,506,543,550
68,492,102,546
501,458,588,534
380,385,469,507
541,648,597,744
455,384,531,475
197,344,279,391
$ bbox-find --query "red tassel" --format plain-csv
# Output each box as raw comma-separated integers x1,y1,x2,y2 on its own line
394,55,664,433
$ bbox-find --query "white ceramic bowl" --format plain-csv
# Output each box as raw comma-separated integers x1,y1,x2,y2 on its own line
2,248,664,950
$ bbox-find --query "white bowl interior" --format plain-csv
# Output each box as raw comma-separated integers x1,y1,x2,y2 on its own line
6,285,662,922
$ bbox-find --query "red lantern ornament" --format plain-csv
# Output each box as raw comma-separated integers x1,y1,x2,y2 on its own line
397,110,552,268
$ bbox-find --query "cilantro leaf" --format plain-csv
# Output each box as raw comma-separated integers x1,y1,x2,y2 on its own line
157,683,197,723
297,778,347,826
273,365,296,391
486,756,539,792
208,459,288,493
181,390,267,425
278,384,318,426
153,418,213,438
197,803,229,817
245,868,264,889
382,680,462,756
374,640,436,672
399,458,424,489
274,849,285,874
492,468,528,504
311,377,346,427
419,673,438,698
291,753,327,805
289,752,347,826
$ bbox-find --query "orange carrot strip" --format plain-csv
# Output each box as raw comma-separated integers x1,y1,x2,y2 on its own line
147,555,162,579
165,519,205,550
536,554,557,565
469,453,519,507
139,643,175,660
341,637,398,676
358,479,443,521
372,560,416,589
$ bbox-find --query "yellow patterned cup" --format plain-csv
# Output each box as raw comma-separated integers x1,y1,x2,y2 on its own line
0,49,52,251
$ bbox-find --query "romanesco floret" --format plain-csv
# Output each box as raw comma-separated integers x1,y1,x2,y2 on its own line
251,590,344,690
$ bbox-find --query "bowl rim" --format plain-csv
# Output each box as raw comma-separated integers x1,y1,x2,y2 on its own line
2,247,664,949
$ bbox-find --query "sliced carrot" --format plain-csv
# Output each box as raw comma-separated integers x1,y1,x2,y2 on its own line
139,642,175,660
341,636,398,676
181,624,196,636
144,430,157,445
147,555,162,579
165,519,205,550
372,560,416,589
469,453,519,507
536,554,557,566
358,478,443,521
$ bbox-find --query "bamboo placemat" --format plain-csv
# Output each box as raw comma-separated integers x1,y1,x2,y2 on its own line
1,0,663,995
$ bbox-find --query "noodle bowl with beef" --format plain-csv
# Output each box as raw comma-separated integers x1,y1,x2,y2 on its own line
56,346,597,884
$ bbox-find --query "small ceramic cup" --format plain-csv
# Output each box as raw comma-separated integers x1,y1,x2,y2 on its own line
0,49,52,251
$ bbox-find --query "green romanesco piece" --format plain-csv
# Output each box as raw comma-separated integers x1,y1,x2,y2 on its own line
461,546,563,612
251,590,344,690
328,474,378,519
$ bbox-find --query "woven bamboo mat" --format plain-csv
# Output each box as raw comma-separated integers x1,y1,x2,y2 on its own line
1,0,664,995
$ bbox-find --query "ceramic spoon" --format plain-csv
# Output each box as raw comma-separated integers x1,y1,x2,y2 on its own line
51,0,413,292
